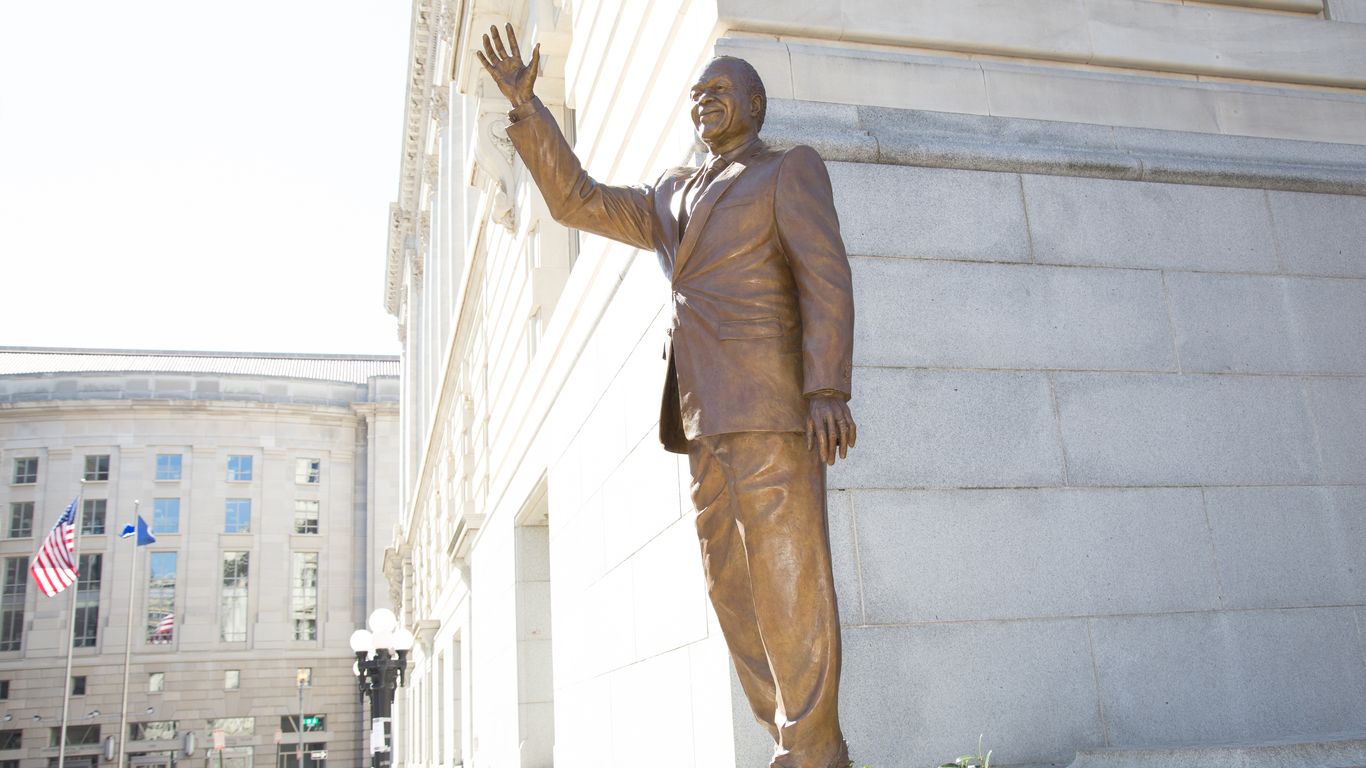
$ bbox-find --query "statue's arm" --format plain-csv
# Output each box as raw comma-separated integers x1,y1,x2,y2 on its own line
774,145,858,463
504,100,657,252
478,25,657,252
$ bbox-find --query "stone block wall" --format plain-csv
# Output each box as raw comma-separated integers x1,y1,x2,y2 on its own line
789,137,1366,767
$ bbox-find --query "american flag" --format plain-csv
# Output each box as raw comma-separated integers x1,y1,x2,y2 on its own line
29,498,79,597
152,613,174,641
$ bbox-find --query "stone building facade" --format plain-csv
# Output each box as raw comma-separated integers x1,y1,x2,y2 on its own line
384,1,1366,766
0,349,400,768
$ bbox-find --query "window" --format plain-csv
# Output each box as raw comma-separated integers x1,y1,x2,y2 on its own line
0,731,18,750
279,716,325,734
221,746,252,768
155,454,182,481
146,552,176,644
6,503,32,538
224,670,240,690
276,742,325,768
128,721,176,742
11,458,37,485
80,499,106,535
50,725,98,747
0,680,9,699
83,455,110,482
74,554,101,648
295,458,320,485
227,455,252,482
290,553,318,641
224,499,251,533
207,717,254,737
152,499,179,534
293,500,319,535
148,672,164,692
0,559,25,651
70,676,86,696
221,552,249,642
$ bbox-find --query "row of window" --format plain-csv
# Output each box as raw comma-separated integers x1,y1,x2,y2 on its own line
0,550,320,651
5,498,322,538
9,456,325,485
0,716,329,750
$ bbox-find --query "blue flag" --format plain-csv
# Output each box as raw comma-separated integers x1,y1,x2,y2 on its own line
119,516,157,546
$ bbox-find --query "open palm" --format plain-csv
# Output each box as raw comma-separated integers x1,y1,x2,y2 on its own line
476,24,540,108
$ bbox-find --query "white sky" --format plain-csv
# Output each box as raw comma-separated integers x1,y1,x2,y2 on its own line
0,1,412,355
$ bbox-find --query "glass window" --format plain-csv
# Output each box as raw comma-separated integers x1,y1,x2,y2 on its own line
224,499,251,533
227,455,253,482
0,730,19,750
152,499,179,534
206,717,254,737
83,455,110,482
70,676,86,696
146,553,176,644
276,742,325,768
290,553,318,641
295,459,320,485
221,552,249,642
74,554,101,648
128,721,177,742
224,670,240,690
49,725,98,747
0,559,25,651
0,680,9,699
155,453,182,481
10,458,37,485
148,672,164,693
293,500,319,535
80,499,106,535
221,746,252,768
7,503,32,539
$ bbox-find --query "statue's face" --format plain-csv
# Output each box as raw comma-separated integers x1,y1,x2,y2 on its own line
689,59,761,150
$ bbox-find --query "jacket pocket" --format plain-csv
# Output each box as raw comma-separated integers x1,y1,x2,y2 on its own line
718,317,783,340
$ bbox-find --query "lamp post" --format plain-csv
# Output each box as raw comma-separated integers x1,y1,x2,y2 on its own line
349,609,413,768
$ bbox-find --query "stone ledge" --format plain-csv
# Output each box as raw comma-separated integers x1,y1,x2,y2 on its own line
1065,733,1366,768
763,98,1366,195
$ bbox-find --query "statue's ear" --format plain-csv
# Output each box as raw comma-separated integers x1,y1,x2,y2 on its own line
750,92,764,120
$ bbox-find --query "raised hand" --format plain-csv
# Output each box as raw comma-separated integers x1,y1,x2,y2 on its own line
475,24,540,109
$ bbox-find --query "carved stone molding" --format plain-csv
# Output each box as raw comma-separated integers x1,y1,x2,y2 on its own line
414,213,430,287
472,106,517,231
429,88,449,128
415,619,441,654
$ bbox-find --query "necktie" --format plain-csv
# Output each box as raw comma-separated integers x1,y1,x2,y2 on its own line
680,156,728,236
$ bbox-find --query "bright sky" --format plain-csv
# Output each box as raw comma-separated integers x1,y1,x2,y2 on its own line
0,1,412,355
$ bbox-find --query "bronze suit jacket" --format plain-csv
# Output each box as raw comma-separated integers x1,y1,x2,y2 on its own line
505,99,854,454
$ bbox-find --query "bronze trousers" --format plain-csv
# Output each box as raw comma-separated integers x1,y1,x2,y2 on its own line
688,432,847,768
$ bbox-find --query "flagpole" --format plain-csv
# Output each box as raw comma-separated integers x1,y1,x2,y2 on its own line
116,500,140,768
57,484,84,768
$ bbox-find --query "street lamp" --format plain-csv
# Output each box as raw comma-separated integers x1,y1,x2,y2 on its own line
349,609,414,768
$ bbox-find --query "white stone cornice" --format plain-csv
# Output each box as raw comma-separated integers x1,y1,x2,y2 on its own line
384,0,437,317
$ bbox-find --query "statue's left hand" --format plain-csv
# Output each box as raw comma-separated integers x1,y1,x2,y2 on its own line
806,396,857,465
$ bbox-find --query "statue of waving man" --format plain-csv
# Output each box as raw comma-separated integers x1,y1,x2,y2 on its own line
479,25,857,768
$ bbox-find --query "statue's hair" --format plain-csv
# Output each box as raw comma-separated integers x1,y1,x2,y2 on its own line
709,55,767,131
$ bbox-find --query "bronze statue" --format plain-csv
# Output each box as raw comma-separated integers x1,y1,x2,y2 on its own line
479,25,856,768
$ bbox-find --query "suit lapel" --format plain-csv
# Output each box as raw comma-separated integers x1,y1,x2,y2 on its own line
673,159,747,280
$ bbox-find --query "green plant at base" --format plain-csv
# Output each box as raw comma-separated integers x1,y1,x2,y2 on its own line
938,734,992,768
